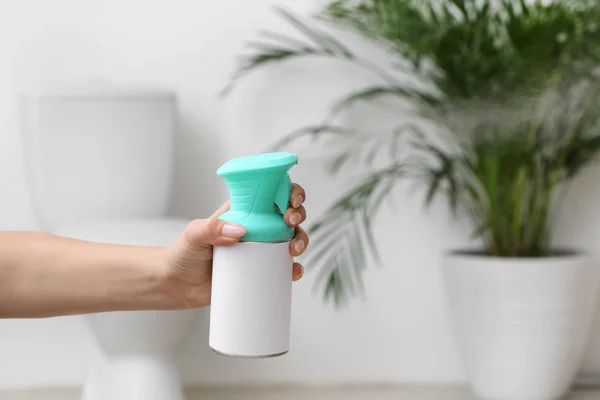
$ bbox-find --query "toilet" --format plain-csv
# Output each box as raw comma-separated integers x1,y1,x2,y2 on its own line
20,81,197,400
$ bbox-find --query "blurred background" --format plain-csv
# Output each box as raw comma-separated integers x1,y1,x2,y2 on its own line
2,0,600,397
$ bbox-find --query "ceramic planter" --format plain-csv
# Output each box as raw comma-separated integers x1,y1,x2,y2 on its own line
443,250,598,400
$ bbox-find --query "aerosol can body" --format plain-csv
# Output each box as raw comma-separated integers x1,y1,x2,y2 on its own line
209,152,298,358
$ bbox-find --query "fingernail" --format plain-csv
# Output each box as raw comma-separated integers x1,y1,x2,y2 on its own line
222,223,247,238
290,212,301,225
292,195,303,208
294,239,305,253
298,265,304,278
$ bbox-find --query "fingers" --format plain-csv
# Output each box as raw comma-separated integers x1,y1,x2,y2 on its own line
210,200,231,218
290,226,309,257
292,262,304,281
183,216,246,248
290,183,306,208
285,183,306,227
284,205,306,227
285,183,309,256
182,200,240,247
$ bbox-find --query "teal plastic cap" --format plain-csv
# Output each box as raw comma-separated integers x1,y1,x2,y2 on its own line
217,152,298,242
217,152,298,176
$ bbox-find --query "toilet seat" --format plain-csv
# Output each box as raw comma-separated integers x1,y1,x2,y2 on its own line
54,217,190,246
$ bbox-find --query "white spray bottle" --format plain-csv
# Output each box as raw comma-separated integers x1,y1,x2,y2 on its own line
209,152,298,358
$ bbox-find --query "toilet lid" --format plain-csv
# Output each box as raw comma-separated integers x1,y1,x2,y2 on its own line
54,217,191,247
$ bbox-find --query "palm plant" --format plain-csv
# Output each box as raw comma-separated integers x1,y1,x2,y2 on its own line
223,0,600,307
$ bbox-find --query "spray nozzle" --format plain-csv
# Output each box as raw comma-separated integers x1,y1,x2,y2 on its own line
216,152,298,242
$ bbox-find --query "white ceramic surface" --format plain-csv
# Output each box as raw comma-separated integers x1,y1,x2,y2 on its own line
56,219,196,400
443,251,599,400
80,354,185,400
22,83,194,400
21,81,176,231
210,241,293,358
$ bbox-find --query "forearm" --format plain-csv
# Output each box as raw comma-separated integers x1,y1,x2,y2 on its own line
0,231,179,318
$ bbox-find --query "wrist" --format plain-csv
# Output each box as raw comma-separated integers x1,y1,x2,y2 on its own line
148,246,190,310
94,244,187,312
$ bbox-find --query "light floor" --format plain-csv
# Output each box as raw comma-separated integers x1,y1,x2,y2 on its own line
1,386,600,400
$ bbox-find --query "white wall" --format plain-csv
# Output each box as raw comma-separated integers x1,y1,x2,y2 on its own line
1,0,600,390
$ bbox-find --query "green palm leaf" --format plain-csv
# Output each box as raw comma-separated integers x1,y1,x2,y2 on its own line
222,0,600,306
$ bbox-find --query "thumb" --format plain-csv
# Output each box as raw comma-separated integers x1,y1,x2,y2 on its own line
183,216,247,248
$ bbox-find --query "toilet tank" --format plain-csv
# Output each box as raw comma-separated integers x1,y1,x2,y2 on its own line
21,82,177,231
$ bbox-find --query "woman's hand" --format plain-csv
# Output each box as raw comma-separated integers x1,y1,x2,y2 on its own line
164,183,308,309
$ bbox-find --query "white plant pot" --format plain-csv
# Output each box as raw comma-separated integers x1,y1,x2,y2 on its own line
443,250,599,400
